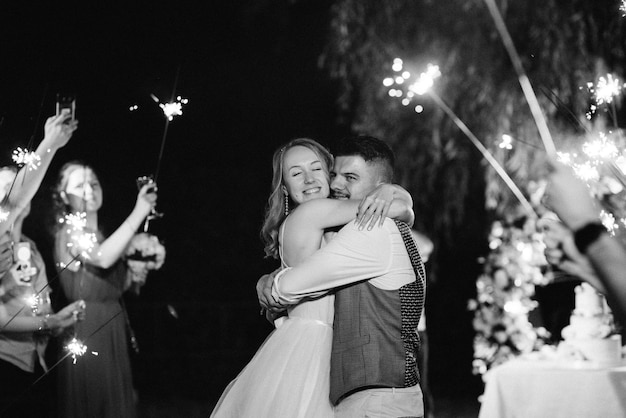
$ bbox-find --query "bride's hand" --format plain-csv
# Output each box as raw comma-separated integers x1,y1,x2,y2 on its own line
356,184,395,230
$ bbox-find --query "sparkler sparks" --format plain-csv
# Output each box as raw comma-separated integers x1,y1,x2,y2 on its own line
582,133,619,160
60,212,87,232
0,208,9,223
67,231,97,258
621,0,626,17
151,94,189,121
408,64,441,96
12,148,41,171
65,337,88,364
25,294,40,313
586,74,625,108
600,210,618,236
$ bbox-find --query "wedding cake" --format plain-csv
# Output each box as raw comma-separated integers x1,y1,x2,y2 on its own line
560,283,622,366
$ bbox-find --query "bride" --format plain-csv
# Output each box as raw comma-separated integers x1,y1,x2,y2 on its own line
210,138,413,417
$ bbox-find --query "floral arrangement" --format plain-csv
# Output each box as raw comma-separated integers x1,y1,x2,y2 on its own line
125,233,166,293
469,216,551,376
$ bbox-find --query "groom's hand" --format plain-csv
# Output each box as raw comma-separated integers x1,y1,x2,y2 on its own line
257,268,286,312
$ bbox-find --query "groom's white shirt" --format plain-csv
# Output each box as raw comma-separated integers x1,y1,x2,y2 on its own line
271,217,415,304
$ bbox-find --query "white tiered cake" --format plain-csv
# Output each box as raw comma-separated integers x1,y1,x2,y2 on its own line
560,283,622,367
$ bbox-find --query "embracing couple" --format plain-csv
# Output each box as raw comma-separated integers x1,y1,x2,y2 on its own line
211,135,426,418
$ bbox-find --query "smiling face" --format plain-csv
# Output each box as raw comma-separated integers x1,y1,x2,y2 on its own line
282,145,330,206
62,167,103,213
330,155,382,200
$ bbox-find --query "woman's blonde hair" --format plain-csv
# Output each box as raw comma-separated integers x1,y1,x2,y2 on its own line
260,138,333,259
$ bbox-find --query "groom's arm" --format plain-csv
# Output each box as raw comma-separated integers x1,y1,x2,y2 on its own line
269,221,392,305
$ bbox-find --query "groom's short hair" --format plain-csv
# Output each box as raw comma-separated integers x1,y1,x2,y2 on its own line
333,135,395,182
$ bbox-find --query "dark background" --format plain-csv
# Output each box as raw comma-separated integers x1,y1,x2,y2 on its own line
1,1,480,415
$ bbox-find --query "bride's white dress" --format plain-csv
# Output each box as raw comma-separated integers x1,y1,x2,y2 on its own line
210,238,334,417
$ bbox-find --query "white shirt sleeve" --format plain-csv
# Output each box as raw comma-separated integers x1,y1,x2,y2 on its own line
272,220,393,304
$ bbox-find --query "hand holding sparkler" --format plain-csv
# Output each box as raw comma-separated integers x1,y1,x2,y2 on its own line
544,160,601,231
135,176,161,231
45,300,86,336
43,109,78,151
132,180,159,232
538,215,605,293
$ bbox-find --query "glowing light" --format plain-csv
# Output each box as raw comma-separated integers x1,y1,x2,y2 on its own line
67,231,97,258
590,74,624,106
65,338,87,364
582,134,619,160
402,71,411,79
503,299,526,315
25,294,40,313
572,162,600,182
392,58,403,72
129,105,139,111
600,210,618,236
382,77,394,87
414,105,424,113
12,148,41,171
556,152,574,165
621,0,626,17
408,64,441,96
151,94,189,121
0,208,9,223
401,98,411,106
60,212,87,232
499,134,514,150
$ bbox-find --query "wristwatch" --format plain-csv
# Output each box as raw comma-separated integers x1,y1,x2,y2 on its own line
573,222,607,254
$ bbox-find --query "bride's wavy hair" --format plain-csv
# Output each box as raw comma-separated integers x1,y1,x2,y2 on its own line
260,138,333,259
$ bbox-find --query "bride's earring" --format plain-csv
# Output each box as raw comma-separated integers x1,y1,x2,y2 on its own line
284,193,289,216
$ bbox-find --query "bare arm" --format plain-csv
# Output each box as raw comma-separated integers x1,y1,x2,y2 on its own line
544,160,626,321
0,299,85,333
61,184,157,270
0,111,77,235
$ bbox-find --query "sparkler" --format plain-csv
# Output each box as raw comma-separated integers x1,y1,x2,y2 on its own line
12,148,41,171
621,0,626,17
150,94,188,122
65,337,88,364
482,0,557,157
385,60,535,216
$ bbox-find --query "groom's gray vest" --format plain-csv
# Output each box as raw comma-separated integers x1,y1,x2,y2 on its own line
329,220,426,405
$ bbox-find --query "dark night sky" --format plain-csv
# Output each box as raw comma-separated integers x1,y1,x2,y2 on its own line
1,0,353,406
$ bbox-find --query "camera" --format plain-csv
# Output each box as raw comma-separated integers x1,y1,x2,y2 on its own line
56,94,76,122
11,242,37,286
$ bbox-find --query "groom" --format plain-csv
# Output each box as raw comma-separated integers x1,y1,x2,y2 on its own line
258,135,426,418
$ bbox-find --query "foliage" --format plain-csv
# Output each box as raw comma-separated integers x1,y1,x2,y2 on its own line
469,216,551,376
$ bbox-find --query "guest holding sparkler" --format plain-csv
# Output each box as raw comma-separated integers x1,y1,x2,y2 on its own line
542,159,626,323
0,110,77,237
0,166,86,418
50,161,157,418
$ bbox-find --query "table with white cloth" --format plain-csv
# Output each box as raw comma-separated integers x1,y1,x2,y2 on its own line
478,358,626,418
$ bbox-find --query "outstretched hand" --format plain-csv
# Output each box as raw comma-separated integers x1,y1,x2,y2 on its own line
43,109,78,150
134,183,158,219
539,216,606,293
544,159,599,230
356,184,395,230
49,300,86,335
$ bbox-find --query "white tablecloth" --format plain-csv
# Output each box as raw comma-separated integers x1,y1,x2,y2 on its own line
479,358,626,418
